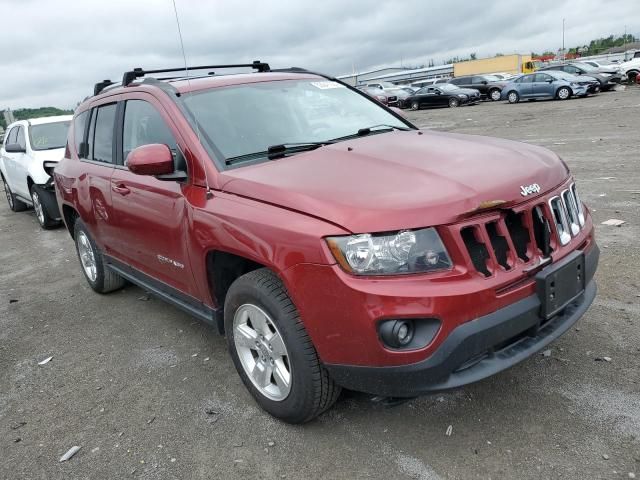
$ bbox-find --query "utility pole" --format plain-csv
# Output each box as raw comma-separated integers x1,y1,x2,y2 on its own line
624,25,627,51
562,18,566,60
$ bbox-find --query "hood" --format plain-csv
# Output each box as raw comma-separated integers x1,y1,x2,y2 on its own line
30,147,66,163
219,130,568,233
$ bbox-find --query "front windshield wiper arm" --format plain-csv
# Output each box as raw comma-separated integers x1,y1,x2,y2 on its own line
356,124,412,137
225,141,335,165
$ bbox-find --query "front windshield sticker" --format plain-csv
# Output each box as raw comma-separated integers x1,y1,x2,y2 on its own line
310,81,345,90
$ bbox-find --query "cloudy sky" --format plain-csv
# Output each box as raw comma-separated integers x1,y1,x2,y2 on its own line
0,0,637,109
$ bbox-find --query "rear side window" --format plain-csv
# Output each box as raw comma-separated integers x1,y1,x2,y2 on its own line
5,127,17,146
74,111,89,158
521,75,535,83
90,104,116,163
449,78,463,85
471,76,485,84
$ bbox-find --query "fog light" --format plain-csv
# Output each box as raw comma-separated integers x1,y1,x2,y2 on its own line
379,319,415,349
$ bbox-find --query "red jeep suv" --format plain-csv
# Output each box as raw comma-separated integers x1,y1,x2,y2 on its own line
54,61,598,423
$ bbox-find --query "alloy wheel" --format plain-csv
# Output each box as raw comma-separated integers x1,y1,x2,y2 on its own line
508,92,518,103
77,231,98,282
411,101,419,111
32,190,45,225
558,87,570,100
490,90,501,101
233,303,292,401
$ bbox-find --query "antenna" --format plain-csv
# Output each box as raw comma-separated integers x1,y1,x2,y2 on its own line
171,0,213,199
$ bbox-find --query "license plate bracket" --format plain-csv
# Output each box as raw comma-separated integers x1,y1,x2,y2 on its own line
536,251,585,320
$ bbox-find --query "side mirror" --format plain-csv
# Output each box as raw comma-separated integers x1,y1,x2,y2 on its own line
546,79,554,83
5,143,26,153
482,80,488,85
127,144,175,176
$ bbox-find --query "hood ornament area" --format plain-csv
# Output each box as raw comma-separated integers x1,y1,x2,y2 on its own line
520,183,541,197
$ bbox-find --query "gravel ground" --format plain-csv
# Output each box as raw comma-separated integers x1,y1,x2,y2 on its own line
1,86,639,480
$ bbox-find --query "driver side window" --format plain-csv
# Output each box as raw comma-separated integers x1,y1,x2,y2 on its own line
122,100,181,169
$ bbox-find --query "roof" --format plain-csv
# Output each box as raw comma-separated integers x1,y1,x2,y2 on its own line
6,115,72,128
167,72,321,94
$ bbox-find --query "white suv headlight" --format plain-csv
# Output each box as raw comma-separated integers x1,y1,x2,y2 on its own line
326,228,452,275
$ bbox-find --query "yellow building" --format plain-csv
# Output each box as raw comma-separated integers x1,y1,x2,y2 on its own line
453,54,534,77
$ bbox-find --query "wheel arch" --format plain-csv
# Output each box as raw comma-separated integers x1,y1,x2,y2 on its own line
61,204,80,239
205,249,271,332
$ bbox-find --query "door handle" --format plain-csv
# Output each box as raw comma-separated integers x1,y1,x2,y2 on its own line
112,183,131,196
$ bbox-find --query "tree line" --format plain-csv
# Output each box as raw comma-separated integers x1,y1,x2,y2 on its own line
1,107,73,130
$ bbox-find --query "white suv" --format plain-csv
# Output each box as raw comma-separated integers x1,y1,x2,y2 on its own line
1,115,71,228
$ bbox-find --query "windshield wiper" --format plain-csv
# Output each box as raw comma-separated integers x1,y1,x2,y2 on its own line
356,124,412,137
225,141,334,165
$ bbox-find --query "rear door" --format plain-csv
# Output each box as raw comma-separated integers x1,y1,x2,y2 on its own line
518,74,535,98
531,73,555,98
77,102,118,251
1,127,18,188
109,95,197,297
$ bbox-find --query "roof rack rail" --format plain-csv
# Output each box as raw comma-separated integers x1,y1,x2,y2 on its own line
121,60,270,86
94,79,115,96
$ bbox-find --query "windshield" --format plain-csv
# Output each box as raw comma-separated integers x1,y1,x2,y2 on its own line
573,62,596,72
182,79,408,165
28,121,70,151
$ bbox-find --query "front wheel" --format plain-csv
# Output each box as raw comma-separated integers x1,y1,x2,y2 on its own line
30,185,60,229
225,268,341,423
448,97,460,108
507,91,520,104
556,86,571,100
489,89,501,101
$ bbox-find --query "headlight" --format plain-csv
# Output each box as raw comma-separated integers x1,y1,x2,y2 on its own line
458,94,468,99
326,227,453,276
600,73,611,77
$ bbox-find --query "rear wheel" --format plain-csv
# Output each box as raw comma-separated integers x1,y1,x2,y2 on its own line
225,268,340,423
74,219,126,293
628,70,639,83
410,101,420,111
556,86,571,100
448,97,460,108
2,175,27,212
507,91,520,104
489,89,501,101
30,185,60,229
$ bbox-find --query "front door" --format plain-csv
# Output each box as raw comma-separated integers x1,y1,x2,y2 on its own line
109,96,197,297
531,73,555,98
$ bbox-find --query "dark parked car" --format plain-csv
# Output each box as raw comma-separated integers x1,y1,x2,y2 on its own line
358,87,398,106
537,62,622,91
401,84,479,109
448,75,507,101
500,71,595,103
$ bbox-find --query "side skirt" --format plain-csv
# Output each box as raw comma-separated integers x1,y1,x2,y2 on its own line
104,255,224,333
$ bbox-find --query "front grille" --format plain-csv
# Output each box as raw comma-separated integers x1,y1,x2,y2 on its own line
387,96,398,102
459,183,585,277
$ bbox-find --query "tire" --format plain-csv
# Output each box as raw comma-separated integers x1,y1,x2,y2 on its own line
628,70,639,83
556,86,571,100
30,185,60,229
225,268,341,423
2,175,27,212
489,89,501,101
507,91,520,104
448,97,460,108
410,101,420,111
73,219,126,293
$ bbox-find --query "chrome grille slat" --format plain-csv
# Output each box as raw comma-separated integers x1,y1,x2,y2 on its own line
460,183,586,276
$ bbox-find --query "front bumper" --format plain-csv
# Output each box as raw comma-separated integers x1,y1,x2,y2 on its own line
324,244,599,397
